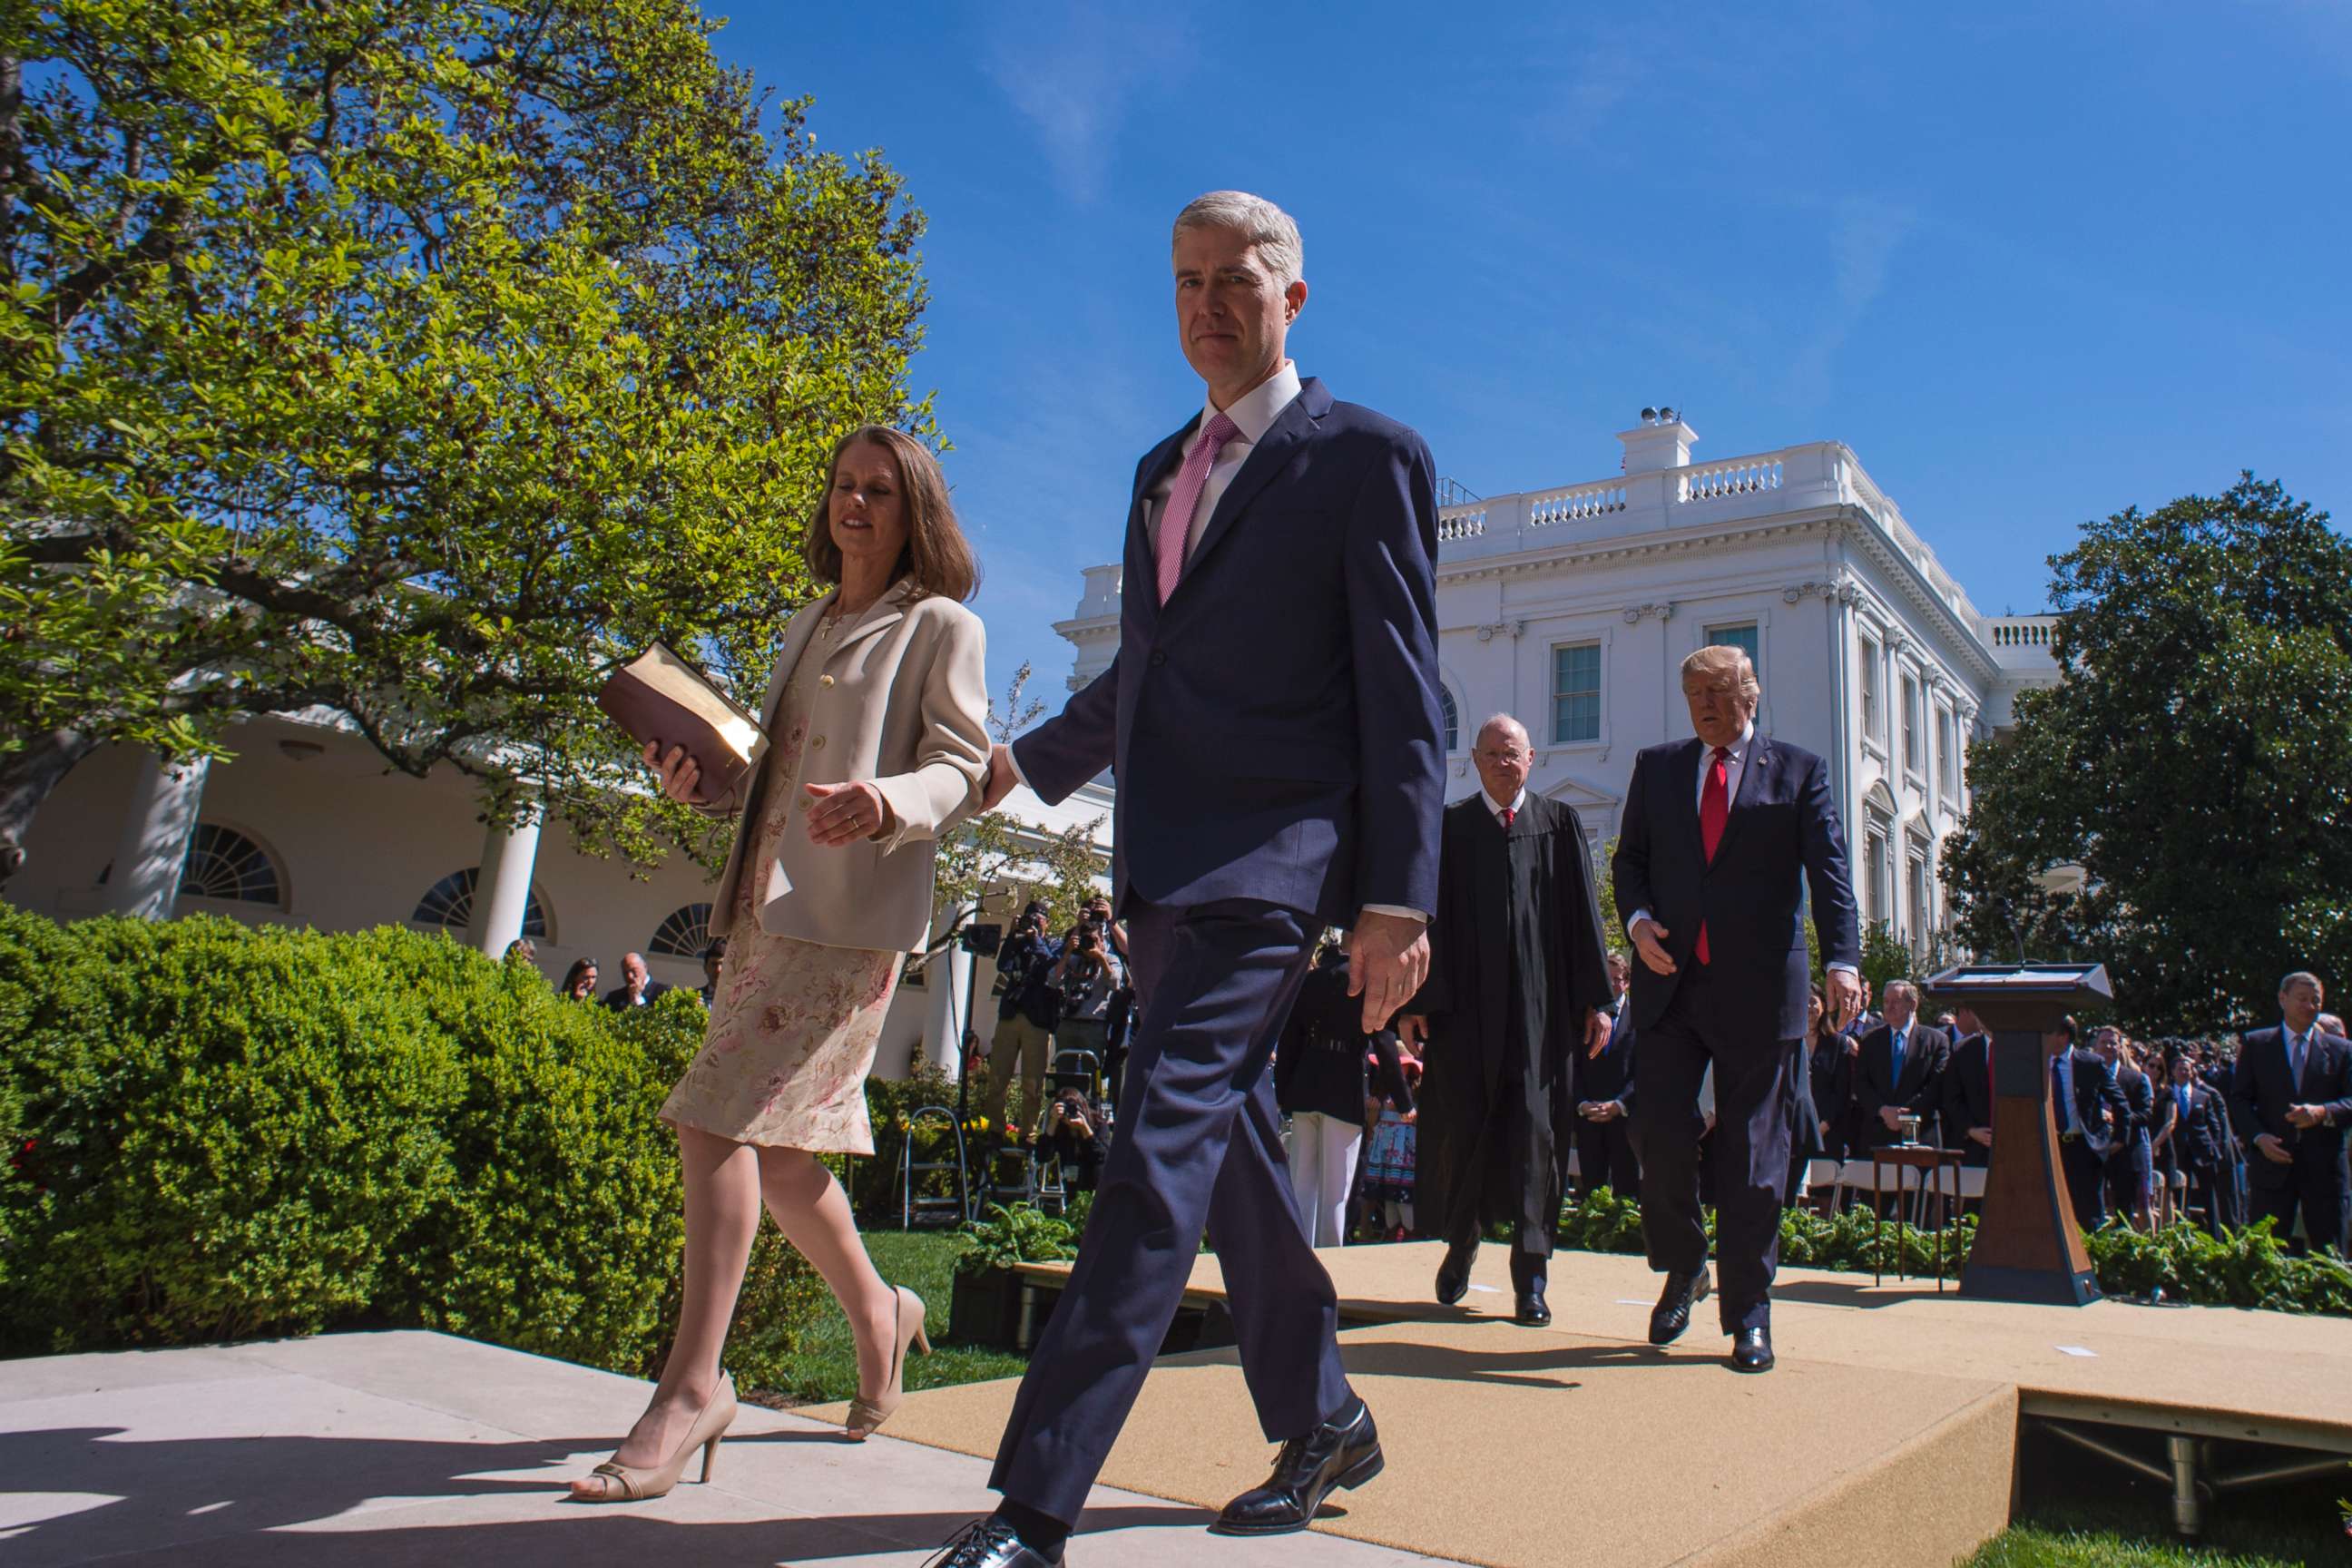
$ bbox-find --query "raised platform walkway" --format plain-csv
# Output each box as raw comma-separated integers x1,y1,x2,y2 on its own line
805,1244,2352,1568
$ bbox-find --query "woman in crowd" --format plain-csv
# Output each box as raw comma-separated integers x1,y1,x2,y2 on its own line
573,426,989,1501
1276,940,1416,1248
1362,1056,1422,1240
1032,1084,1106,1193
560,958,600,1002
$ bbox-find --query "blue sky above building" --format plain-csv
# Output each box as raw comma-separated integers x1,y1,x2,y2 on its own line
710,2,2351,707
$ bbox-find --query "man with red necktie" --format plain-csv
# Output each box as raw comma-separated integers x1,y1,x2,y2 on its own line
1614,645,1862,1373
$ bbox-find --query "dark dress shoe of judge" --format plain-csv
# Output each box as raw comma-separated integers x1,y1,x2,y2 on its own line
1435,1237,1478,1306
1514,1286,1551,1326
1730,1325,1775,1373
1648,1267,1711,1346
1211,1396,1384,1536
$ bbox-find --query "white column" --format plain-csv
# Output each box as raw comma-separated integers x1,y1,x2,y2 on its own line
473,809,543,957
107,751,211,919
922,942,974,1076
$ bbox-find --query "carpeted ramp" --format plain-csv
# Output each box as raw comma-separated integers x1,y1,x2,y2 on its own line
814,1245,2352,1567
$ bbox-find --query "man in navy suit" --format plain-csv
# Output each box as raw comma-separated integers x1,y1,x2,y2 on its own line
2050,1016,2126,1230
2228,972,2352,1258
1612,645,1862,1375
1853,980,1951,1156
1575,951,1642,1199
939,191,1444,1568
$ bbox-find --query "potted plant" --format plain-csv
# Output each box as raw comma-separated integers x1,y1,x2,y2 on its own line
950,1200,1088,1349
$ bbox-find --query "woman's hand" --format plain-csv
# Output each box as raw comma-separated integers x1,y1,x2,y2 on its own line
802,780,889,847
644,740,703,805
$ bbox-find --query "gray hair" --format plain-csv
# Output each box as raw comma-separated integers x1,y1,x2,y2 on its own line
1474,713,1531,752
1681,644,1760,705
1884,979,1919,1004
1172,191,1303,288
2280,970,2323,995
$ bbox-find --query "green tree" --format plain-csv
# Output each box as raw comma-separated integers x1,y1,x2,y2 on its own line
0,0,933,877
1942,475,2352,1033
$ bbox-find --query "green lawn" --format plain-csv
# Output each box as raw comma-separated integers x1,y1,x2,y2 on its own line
741,1228,1028,1407
1964,1431,2349,1568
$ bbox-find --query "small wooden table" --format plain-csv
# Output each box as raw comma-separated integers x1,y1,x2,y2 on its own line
1868,1144,1968,1289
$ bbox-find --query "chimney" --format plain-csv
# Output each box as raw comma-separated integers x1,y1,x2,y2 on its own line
1616,409,1697,475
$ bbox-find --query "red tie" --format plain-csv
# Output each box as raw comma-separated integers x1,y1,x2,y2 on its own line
1696,746,1730,965
1500,807,1514,829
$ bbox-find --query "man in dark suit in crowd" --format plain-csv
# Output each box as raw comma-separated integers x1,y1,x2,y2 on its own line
2229,972,2352,1258
1614,644,1862,1375
2168,1048,2239,1234
2096,1028,2156,1228
602,951,670,1010
949,191,1445,1568
1574,951,1642,1199
1809,1013,1857,1163
2051,1016,2127,1230
1853,980,1950,1154
1941,1004,1995,1171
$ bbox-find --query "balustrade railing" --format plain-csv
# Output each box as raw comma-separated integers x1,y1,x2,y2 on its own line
1680,458,1783,501
1527,481,1626,526
1436,505,1487,542
1987,617,2058,649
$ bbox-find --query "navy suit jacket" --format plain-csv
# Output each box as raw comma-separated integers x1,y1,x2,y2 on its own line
1611,734,1861,1046
1011,378,1445,925
2228,1026,2352,1191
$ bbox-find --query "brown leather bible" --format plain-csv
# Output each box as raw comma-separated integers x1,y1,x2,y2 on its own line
596,643,765,808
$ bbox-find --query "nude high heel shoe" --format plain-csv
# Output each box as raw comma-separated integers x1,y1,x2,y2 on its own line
575,1372,738,1502
845,1285,930,1441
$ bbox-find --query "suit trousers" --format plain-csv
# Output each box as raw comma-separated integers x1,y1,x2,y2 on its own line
1634,963,1795,1334
2058,1136,2110,1231
2248,1159,2350,1258
1573,1118,1641,1200
2189,1163,2242,1236
989,897,1351,1525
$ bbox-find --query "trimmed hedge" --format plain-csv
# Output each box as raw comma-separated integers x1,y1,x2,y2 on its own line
0,906,835,1383
1558,1186,2352,1315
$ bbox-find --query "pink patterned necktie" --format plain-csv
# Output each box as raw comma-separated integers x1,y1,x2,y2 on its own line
1154,410,1242,603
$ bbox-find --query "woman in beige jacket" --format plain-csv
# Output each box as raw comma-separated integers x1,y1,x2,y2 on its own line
573,426,989,1501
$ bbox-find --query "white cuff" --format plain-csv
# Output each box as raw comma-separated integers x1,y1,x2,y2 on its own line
1627,908,1653,940
1827,963,1860,978
1360,904,1430,924
1004,745,1031,791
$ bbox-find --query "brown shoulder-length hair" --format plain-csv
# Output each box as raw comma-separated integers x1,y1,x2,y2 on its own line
802,426,978,603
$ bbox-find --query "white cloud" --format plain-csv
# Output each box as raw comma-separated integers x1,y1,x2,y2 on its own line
1786,196,1917,411
977,4,1191,204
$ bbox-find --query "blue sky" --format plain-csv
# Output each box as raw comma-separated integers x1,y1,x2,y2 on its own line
710,2,2351,705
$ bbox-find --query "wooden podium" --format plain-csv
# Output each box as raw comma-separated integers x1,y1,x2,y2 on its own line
1922,963,2112,1307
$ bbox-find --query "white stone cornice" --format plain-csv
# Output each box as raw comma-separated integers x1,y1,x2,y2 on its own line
1473,620,1526,642
1622,602,1677,624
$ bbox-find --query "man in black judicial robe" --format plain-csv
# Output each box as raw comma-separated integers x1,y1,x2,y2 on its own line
1402,713,1611,1327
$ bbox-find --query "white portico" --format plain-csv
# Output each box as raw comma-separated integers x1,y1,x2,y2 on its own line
1054,415,2061,954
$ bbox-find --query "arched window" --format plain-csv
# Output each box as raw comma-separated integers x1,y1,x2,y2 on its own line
413,867,549,939
178,823,285,907
651,903,714,959
1440,686,1461,753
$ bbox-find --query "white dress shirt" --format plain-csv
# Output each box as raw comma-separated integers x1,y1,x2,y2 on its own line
1483,786,1528,824
1627,720,1857,977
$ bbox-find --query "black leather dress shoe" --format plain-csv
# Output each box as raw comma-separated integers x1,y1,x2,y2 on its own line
1648,1268,1711,1346
1730,1325,1775,1373
1435,1238,1478,1306
1211,1396,1383,1535
1514,1287,1551,1326
924,1518,1058,1567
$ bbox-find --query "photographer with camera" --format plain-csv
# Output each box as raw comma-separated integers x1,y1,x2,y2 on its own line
1034,1084,1107,1192
980,901,1062,1138
1054,911,1128,1083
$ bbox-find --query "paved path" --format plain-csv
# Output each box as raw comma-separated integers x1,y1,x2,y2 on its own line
0,1331,1454,1567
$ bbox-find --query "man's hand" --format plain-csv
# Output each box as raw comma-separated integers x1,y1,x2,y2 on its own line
1630,918,1676,976
1397,1014,1427,1049
1583,1008,1611,1058
1826,968,1865,1029
2255,1132,2294,1164
1878,1104,1904,1132
2285,1103,2326,1130
1585,1100,1624,1123
643,740,703,805
1968,1126,1994,1148
980,742,1020,811
802,780,887,847
1348,912,1430,1034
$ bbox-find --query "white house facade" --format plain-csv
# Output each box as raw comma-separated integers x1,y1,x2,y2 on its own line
1052,415,2062,954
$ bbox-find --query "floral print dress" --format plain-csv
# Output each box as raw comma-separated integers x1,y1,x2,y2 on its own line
660,611,901,1154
